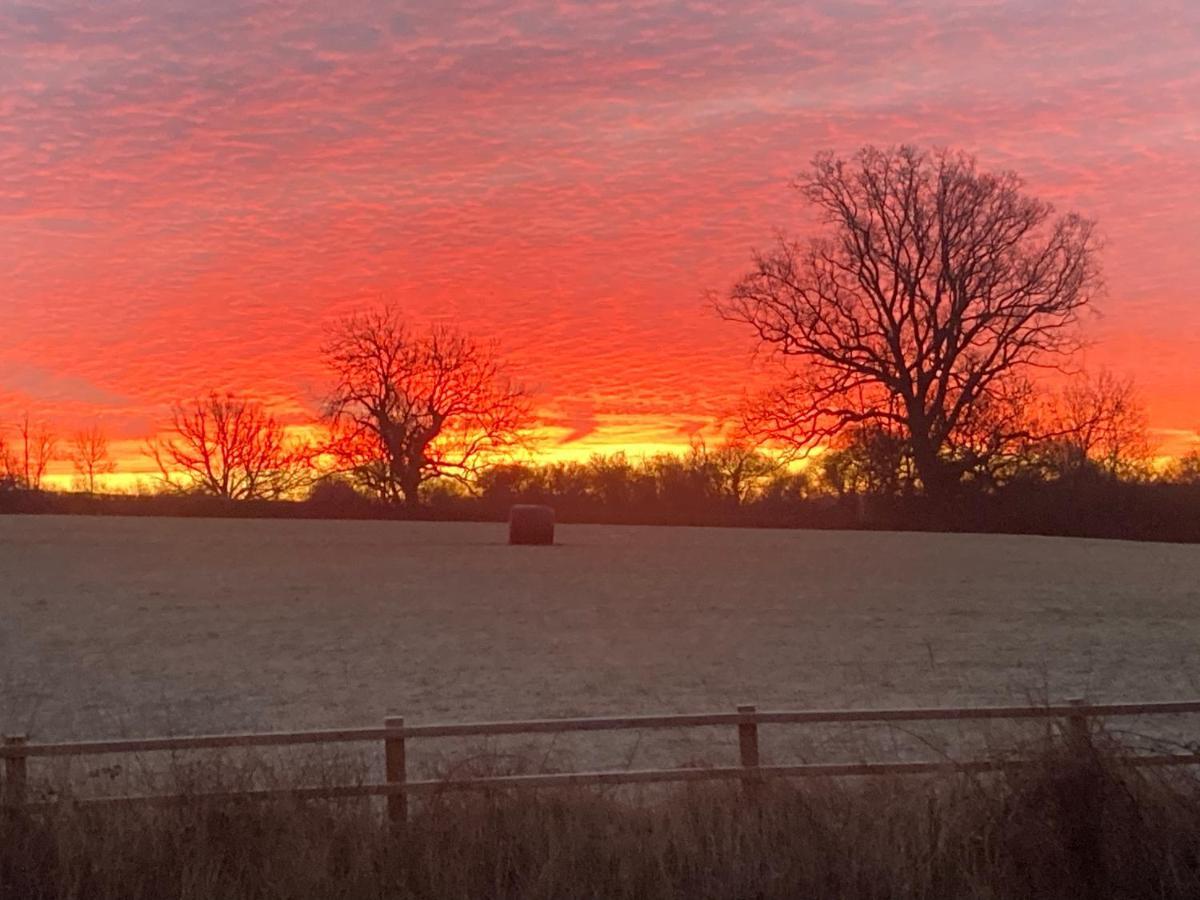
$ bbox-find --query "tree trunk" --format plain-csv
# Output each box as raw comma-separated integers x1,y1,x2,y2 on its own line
910,439,957,510
399,471,422,510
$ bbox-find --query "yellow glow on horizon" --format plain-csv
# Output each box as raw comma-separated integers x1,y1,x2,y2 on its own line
35,424,718,495
29,419,1197,496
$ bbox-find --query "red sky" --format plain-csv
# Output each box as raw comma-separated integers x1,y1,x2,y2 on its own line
2,0,1199,482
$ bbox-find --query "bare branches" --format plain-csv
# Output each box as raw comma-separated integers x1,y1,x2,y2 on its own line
321,306,533,506
0,433,18,490
815,424,915,498
0,414,61,491
1041,370,1153,481
148,393,312,499
6,413,59,490
718,145,1101,499
69,426,116,494
685,437,782,506
1164,448,1200,486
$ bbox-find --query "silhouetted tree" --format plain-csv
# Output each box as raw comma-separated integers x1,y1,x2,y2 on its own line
538,461,593,507
1040,370,1152,482
758,469,812,508
583,453,646,508
322,307,532,507
1164,448,1200,485
642,452,713,512
148,393,311,499
718,145,1101,504
69,426,116,494
306,476,367,510
0,432,18,491
949,375,1041,488
812,427,902,499
14,413,58,490
477,463,543,510
686,438,781,505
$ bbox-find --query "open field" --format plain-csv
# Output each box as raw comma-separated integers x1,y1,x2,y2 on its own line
4,514,1200,774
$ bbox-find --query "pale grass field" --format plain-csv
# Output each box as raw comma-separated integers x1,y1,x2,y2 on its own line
3,514,1200,783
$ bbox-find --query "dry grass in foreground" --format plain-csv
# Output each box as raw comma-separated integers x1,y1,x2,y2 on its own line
5,734,1200,899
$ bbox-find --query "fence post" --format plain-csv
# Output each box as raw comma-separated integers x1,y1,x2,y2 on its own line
384,716,407,833
3,735,28,808
737,704,760,800
1066,697,1104,900
1067,697,1090,754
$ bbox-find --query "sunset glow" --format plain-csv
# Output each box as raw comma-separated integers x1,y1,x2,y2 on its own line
3,1,1199,483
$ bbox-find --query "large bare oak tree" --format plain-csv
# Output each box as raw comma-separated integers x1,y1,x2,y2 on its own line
322,307,532,507
718,145,1101,502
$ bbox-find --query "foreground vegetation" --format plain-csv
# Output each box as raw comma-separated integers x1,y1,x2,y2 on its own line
5,732,1200,899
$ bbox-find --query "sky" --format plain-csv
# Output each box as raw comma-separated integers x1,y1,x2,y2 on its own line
2,0,1198,485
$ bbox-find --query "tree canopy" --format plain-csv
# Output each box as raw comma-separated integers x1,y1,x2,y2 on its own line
322,307,532,506
719,145,1102,501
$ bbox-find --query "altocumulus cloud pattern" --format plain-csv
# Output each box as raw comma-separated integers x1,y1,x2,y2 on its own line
1,0,1199,460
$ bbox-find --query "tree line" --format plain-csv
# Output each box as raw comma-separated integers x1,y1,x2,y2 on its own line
0,416,114,494
2,145,1198,535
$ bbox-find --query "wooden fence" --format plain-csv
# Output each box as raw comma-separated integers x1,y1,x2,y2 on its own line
6,698,1200,825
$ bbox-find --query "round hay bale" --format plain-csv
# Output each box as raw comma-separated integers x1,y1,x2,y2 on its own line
509,504,555,545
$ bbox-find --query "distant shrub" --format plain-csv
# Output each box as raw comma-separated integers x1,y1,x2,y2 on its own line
306,478,369,515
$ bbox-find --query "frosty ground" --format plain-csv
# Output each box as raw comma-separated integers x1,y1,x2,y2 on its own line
3,514,1200,778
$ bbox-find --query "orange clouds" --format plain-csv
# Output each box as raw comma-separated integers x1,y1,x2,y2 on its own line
2,0,1199,472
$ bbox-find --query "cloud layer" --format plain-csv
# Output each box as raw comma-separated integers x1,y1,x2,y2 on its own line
2,0,1198,466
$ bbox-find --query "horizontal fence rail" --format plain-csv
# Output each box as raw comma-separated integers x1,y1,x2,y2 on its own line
6,698,1200,820
12,699,1200,759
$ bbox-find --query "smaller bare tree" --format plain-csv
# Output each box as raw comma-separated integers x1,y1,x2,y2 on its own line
1165,445,1200,485
0,431,19,490
148,393,313,499
1042,370,1152,481
686,437,782,505
16,413,58,490
820,424,914,497
69,426,117,494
